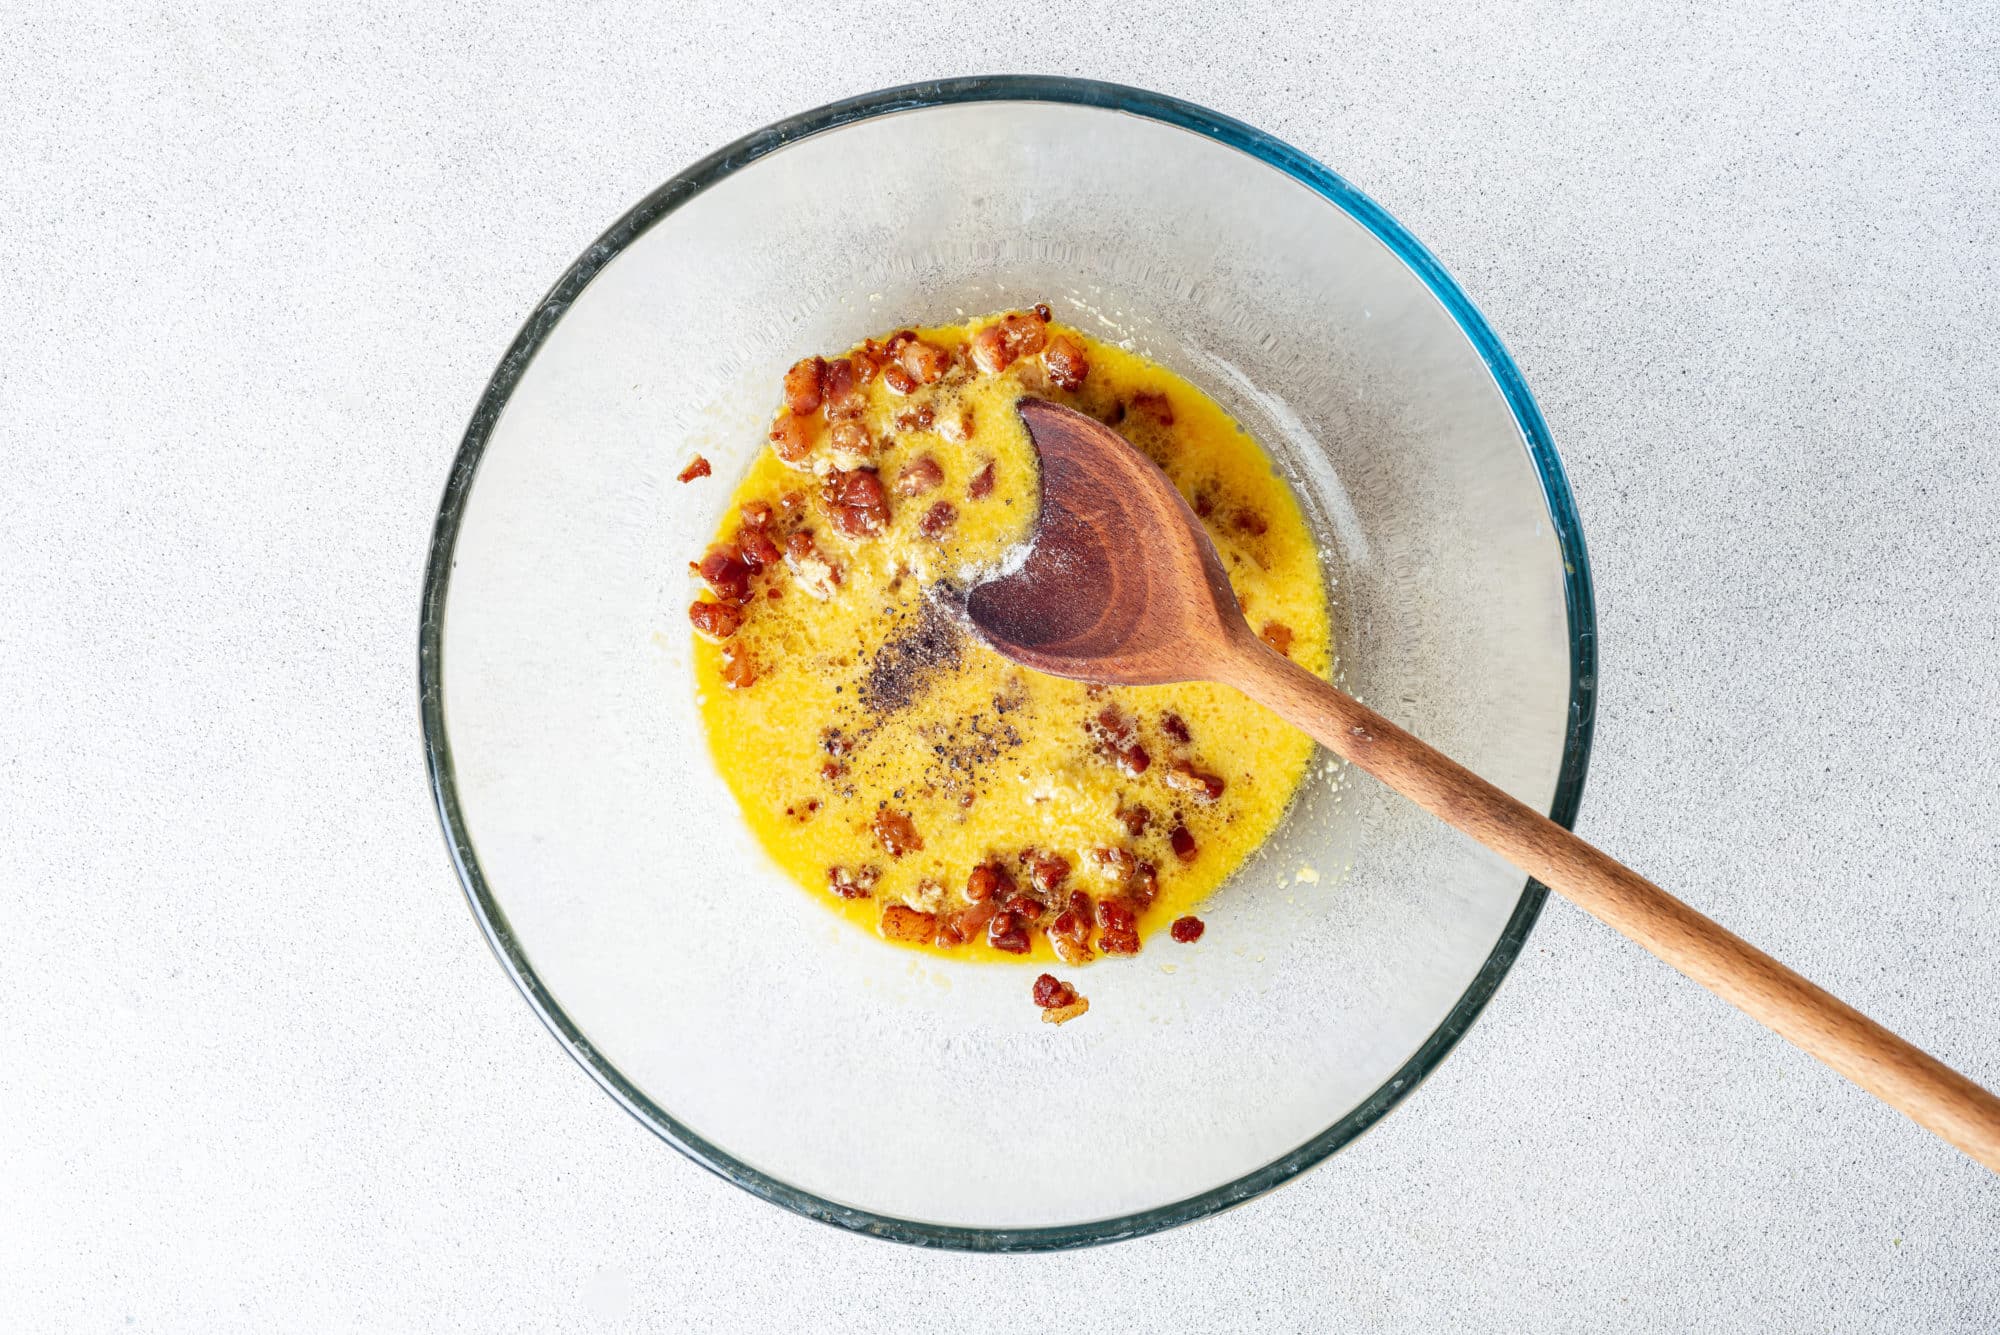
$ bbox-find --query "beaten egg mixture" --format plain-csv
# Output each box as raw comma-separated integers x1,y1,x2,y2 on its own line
687,308,1329,967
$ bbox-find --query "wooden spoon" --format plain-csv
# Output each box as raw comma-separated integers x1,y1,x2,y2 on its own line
966,397,2000,1171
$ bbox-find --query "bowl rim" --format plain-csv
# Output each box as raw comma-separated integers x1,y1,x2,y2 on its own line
418,74,1598,1252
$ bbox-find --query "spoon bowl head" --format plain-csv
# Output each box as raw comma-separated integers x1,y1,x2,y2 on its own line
965,399,1248,685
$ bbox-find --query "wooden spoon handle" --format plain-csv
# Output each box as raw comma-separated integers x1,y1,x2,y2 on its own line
1217,638,2000,1171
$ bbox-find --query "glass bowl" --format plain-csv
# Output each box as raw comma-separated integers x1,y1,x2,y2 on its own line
420,77,1595,1249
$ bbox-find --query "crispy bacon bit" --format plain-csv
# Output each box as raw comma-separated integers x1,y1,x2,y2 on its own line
910,878,946,912
1171,915,1205,943
987,909,1030,954
827,468,890,538
880,904,937,944
719,645,756,689
697,544,753,601
968,310,1049,373
739,500,773,529
737,528,782,571
677,455,712,483
1033,973,1079,1009
1260,621,1294,657
1050,932,1092,966
968,323,1010,374
1008,312,1049,358
1115,802,1152,836
1090,846,1137,881
939,408,975,442
1023,850,1072,895
882,362,917,395
1089,849,1157,908
827,420,874,469
1234,509,1269,536
871,808,924,858
1003,893,1048,926
822,356,865,418
893,404,936,434
821,727,852,758
1169,823,1197,863
1091,704,1134,745
769,409,820,465
1097,897,1141,955
819,760,844,782
1043,333,1089,391
1033,302,1053,322
967,460,995,500
966,860,1015,903
1129,390,1174,425
688,598,744,641
919,500,957,540
936,896,997,948
895,455,944,496
1160,712,1191,745
784,530,842,598
1085,705,1148,774
1049,893,1095,965
1164,760,1226,803
1042,997,1090,1025
851,342,886,383
1131,860,1160,908
783,356,827,415
897,337,951,385
828,865,880,900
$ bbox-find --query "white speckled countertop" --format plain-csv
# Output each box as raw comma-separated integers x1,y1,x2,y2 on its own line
5,3,1997,1330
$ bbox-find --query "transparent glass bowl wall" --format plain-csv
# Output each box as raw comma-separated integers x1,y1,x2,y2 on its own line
427,83,1590,1247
